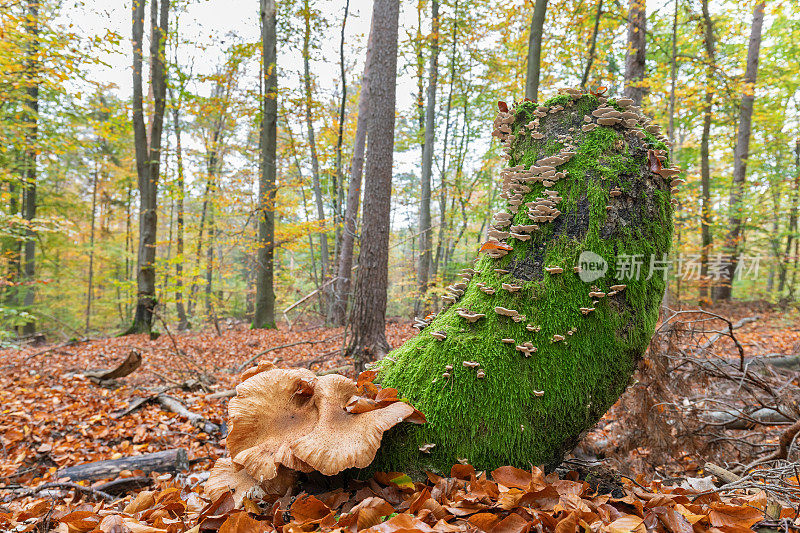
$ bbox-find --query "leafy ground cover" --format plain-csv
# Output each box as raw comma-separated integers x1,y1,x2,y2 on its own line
1,309,799,532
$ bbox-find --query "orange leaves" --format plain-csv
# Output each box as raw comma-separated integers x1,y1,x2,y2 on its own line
479,241,513,253
345,371,426,424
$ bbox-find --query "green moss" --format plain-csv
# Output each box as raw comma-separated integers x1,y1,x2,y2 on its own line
373,95,673,474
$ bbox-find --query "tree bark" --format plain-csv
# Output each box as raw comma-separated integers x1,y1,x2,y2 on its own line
170,88,188,330
302,0,329,295
128,0,169,335
86,167,98,332
331,30,373,326
416,0,439,316
253,0,278,329
346,0,400,371
623,0,647,106
329,0,350,323
20,0,39,336
580,0,603,89
699,0,715,302
524,0,548,101
778,140,800,296
713,1,765,301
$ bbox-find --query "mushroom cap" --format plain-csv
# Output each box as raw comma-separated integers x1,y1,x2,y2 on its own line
494,306,518,317
205,457,297,507
289,374,415,476
227,368,319,483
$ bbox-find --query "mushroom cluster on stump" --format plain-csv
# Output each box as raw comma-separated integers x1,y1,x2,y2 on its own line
375,89,674,474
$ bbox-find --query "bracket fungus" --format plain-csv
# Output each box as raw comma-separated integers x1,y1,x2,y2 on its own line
456,309,486,323
430,331,447,341
372,91,674,474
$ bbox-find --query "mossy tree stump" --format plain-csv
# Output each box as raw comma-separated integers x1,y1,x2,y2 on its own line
375,92,676,474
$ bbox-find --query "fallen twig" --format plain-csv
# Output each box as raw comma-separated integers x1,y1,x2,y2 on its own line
234,333,344,373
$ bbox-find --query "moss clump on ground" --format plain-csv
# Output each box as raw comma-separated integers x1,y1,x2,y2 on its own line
373,93,674,474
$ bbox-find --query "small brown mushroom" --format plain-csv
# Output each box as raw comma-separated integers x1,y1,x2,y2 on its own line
533,390,545,397
502,283,523,292
462,361,480,368
431,331,447,341
580,307,595,315
588,291,606,298
476,370,486,379
456,309,486,323
501,338,515,344
419,443,436,453
526,324,541,332
610,284,627,291
551,334,565,342
494,306,519,317
544,266,564,274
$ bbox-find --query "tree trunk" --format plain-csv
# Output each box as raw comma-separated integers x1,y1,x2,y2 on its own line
375,93,673,474
331,30,373,327
86,167,99,332
302,0,329,297
20,0,39,336
524,0,548,102
346,0,400,371
128,0,169,335
253,0,278,330
779,140,800,296
580,0,603,89
170,89,188,330
623,0,646,106
416,0,439,316
329,0,350,324
713,1,765,301
699,0,715,302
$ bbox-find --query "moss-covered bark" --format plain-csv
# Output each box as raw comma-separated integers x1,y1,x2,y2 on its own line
374,92,674,474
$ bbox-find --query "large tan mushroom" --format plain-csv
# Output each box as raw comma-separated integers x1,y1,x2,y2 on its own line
222,368,423,491
226,368,320,483
289,374,416,476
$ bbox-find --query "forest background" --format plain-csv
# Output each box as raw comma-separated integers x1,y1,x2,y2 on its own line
1,0,799,342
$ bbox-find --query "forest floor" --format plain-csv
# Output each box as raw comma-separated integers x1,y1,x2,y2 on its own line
1,305,799,532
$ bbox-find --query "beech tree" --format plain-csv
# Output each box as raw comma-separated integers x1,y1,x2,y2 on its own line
346,0,400,369
714,1,766,301
524,0,548,102
253,0,278,329
623,0,646,106
416,0,439,315
128,0,169,335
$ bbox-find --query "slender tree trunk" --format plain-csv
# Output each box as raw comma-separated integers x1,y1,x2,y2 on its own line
432,2,460,281
123,181,132,321
129,0,169,334
580,0,603,89
416,0,439,316
5,181,21,307
188,177,211,316
86,167,99,332
20,0,39,336
623,0,647,106
346,0,400,371
699,0,715,302
330,0,350,320
253,0,278,329
331,30,373,326
171,90,188,329
778,140,800,296
302,0,329,292
524,0,548,101
713,1,765,301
